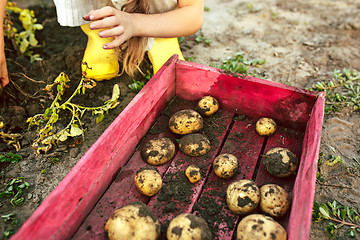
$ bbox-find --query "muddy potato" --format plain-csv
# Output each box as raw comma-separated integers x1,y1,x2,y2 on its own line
213,153,238,178
169,109,203,135
140,137,175,165
185,165,201,183
167,213,212,240
260,184,290,218
226,179,260,215
236,214,287,240
197,95,219,117
105,202,161,240
134,166,162,196
179,133,211,157
263,147,299,177
255,117,277,136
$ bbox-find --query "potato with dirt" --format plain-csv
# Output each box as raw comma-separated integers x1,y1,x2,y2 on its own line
236,214,287,240
140,137,176,165
105,202,161,240
179,133,211,157
263,147,299,177
260,184,290,218
134,166,162,196
226,179,260,215
185,165,202,183
197,95,219,116
169,109,203,135
213,153,238,178
167,213,212,240
255,117,277,136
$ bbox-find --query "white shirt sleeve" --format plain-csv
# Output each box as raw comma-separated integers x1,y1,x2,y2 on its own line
53,0,114,26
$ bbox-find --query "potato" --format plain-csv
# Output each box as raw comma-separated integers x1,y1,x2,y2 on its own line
140,137,176,165
134,166,162,196
236,214,287,240
213,153,238,178
169,109,203,135
255,117,277,136
260,184,290,218
167,213,212,240
105,202,160,240
185,165,201,183
226,180,260,215
179,133,211,157
197,95,219,117
263,147,299,177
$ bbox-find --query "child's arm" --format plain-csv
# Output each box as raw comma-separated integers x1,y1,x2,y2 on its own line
0,0,9,87
83,0,204,49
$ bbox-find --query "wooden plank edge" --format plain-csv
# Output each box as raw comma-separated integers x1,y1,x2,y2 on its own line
11,56,179,240
287,92,325,240
174,61,318,131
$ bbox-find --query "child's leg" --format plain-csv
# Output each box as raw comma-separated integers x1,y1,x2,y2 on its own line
147,38,185,74
81,23,119,80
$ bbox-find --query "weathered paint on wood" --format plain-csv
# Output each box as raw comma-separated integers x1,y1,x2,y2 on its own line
12,56,178,240
12,55,324,240
287,93,325,240
194,116,265,239
175,61,317,131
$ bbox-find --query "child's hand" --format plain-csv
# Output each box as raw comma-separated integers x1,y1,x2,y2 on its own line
83,6,134,49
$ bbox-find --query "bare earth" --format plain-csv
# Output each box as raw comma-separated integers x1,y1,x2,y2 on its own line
1,0,360,239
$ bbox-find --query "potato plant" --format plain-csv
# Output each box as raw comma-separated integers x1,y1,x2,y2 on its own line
4,2,43,62
27,73,120,154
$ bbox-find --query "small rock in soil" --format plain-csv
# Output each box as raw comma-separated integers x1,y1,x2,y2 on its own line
69,147,79,158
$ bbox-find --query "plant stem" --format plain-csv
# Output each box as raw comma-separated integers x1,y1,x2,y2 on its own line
327,216,360,228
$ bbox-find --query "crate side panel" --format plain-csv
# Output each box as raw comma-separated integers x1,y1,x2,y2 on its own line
288,93,325,240
193,116,265,239
12,56,178,240
175,62,316,131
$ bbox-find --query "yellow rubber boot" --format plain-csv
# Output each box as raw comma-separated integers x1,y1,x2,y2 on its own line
148,38,185,74
80,23,119,80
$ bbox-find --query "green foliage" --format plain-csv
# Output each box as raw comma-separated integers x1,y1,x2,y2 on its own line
204,6,210,12
211,52,265,76
313,200,360,238
5,2,43,62
2,213,18,225
0,177,29,206
310,69,360,114
194,30,212,46
128,80,145,93
0,152,22,163
3,229,13,239
27,73,121,154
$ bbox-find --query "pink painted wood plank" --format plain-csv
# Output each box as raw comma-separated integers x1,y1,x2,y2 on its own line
287,93,325,240
193,116,265,239
147,109,234,233
12,56,179,240
175,61,317,131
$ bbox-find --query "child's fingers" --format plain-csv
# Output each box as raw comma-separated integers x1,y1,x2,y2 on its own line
103,37,127,49
90,16,119,30
84,6,117,22
98,26,125,39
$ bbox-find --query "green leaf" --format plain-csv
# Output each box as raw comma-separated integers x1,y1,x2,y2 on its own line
96,113,104,124
320,206,330,219
29,33,38,46
58,131,70,142
111,84,120,102
19,38,29,53
70,124,83,137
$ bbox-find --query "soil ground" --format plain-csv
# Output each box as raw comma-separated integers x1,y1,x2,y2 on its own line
1,0,359,239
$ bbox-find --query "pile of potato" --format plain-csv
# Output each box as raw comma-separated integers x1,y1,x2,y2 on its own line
105,97,299,239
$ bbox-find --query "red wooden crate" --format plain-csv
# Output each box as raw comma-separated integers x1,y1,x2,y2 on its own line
12,55,325,240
